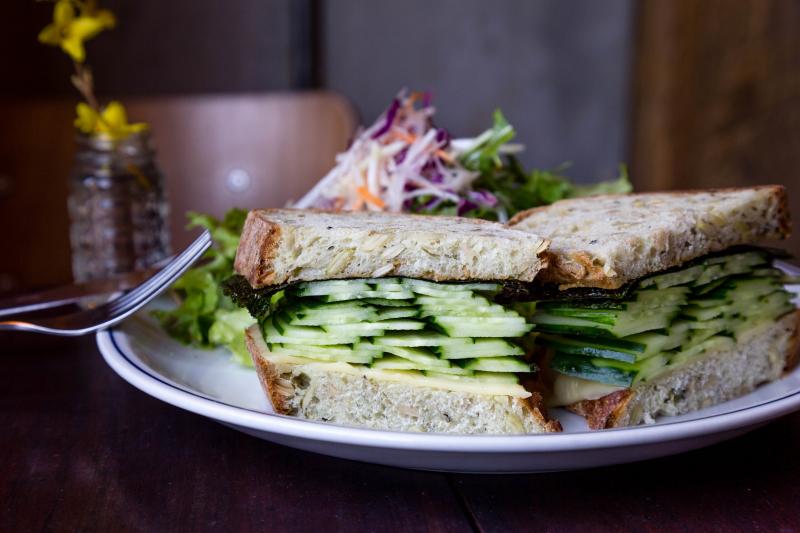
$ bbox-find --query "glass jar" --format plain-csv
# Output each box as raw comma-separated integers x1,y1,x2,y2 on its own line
67,131,170,282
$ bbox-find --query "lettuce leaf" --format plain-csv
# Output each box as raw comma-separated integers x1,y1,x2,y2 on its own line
452,110,632,220
153,208,255,360
208,308,256,367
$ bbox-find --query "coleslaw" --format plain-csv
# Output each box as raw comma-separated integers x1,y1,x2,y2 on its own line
295,90,631,221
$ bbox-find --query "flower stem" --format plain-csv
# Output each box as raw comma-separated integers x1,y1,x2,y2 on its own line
71,62,100,111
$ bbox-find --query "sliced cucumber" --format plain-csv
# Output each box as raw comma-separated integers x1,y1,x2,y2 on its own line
639,265,704,289
424,370,519,384
682,304,725,321
417,304,513,318
683,325,725,349
285,306,378,326
551,352,668,387
532,309,676,338
376,307,419,320
376,319,427,330
419,364,474,376
372,358,475,375
431,316,531,338
462,357,531,372
320,289,414,302
670,336,736,366
371,280,408,292
537,334,638,363
263,320,358,346
322,319,425,336
379,345,450,367
550,352,635,387
374,332,473,347
403,279,500,293
406,285,475,299
415,295,493,307
269,343,376,363
364,298,415,307
370,356,418,370
262,277,534,386
437,339,525,359
632,287,691,308
369,355,465,372
296,280,370,296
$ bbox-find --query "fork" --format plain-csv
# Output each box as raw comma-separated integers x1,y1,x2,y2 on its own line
0,230,212,336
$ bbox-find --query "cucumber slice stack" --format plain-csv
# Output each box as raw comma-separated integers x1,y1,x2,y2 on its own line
262,278,534,384
533,251,795,388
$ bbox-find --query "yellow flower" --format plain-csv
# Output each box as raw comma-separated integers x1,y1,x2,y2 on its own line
75,101,149,140
38,0,116,63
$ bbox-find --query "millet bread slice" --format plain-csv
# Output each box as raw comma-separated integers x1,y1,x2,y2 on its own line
234,209,549,288
508,186,790,289
568,310,800,429
245,325,561,434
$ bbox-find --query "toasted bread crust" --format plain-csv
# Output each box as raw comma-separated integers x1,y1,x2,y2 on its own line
245,325,561,433
245,325,293,414
234,211,283,287
783,310,800,371
234,208,549,288
566,310,800,429
568,389,634,430
522,392,563,433
510,186,791,289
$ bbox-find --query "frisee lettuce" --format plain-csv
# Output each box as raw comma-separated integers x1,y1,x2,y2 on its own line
416,110,632,221
153,208,255,366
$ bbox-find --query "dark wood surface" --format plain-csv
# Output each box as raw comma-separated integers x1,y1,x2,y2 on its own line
2,333,800,532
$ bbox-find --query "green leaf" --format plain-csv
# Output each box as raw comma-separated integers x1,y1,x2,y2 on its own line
208,308,256,367
566,164,633,198
155,208,254,361
459,109,516,174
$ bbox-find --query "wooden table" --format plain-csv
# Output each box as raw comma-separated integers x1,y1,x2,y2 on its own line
2,332,800,532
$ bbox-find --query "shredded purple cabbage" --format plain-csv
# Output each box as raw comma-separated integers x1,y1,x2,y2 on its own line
419,160,443,183
467,190,498,207
372,98,401,139
457,198,479,216
435,128,450,147
423,196,445,211
394,146,408,164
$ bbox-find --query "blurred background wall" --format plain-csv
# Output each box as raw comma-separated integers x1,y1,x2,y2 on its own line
3,0,633,180
1,0,798,290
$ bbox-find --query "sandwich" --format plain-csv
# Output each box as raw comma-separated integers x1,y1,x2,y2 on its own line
508,186,800,428
224,209,561,434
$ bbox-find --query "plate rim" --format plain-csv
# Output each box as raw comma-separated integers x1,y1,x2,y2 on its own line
97,326,800,454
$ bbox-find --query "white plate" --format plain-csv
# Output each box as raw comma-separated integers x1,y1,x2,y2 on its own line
97,276,800,473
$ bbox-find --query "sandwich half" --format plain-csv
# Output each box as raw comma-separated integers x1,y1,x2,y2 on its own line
509,186,800,428
225,209,561,434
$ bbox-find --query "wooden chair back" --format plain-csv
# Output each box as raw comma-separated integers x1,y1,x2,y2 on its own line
0,92,357,290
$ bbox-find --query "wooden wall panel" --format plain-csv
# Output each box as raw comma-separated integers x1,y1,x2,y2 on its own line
631,0,800,255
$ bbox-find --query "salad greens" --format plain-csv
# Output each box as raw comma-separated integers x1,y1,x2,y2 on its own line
295,91,631,222
153,209,255,366
450,110,631,220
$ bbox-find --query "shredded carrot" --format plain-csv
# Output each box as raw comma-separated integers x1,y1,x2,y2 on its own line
356,186,386,209
435,149,455,164
388,130,417,144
